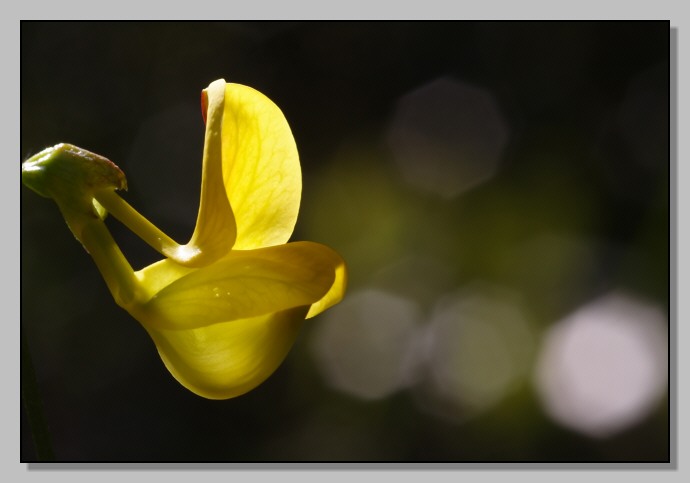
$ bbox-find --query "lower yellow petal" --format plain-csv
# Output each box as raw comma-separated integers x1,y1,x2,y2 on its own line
133,241,342,331
146,306,307,399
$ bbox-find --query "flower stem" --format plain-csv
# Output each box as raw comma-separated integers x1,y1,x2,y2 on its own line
94,189,228,268
79,216,142,308
95,189,180,258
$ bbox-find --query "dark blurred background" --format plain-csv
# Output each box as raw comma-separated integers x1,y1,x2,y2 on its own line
21,21,670,462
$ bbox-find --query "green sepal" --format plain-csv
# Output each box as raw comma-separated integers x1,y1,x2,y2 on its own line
22,143,126,236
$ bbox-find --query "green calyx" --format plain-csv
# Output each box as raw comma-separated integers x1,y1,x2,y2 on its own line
22,143,127,235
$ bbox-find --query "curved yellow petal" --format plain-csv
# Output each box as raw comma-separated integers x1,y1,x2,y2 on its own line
306,252,348,319
166,79,237,267
221,83,301,250
146,306,307,399
132,241,341,331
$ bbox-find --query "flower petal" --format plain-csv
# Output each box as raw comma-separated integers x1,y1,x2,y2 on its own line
146,306,307,399
133,258,196,302
306,253,348,319
166,79,237,266
132,241,341,331
221,83,301,250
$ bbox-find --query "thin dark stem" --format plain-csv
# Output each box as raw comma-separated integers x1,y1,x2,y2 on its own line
21,331,55,461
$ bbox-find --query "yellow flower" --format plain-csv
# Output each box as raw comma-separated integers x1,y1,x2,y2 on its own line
22,79,347,399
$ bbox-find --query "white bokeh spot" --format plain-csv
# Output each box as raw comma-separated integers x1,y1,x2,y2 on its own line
533,292,668,438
